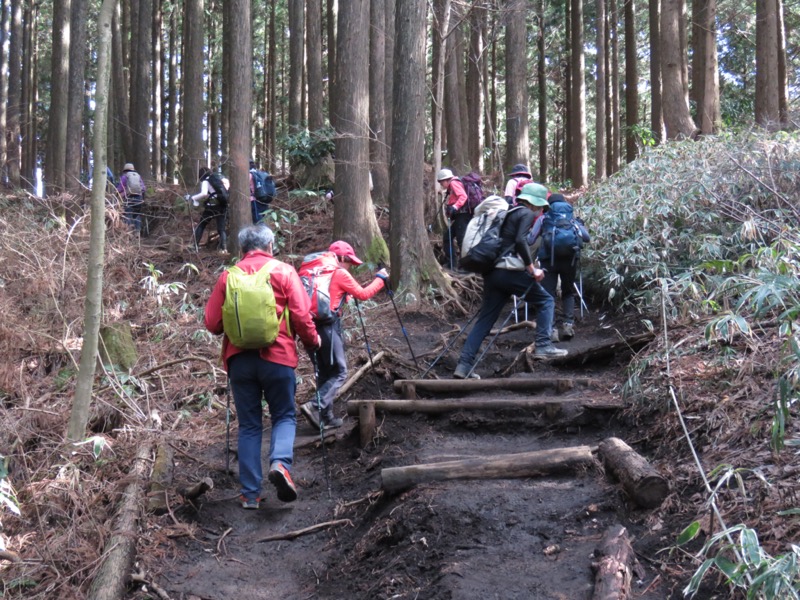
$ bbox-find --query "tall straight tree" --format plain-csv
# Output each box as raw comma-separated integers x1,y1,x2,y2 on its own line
694,0,720,133
661,0,696,138
504,0,529,173
537,0,547,182
131,0,153,179
226,0,252,251
152,0,163,180
6,0,21,188
570,0,588,187
45,0,71,194
20,0,36,188
649,0,664,143
624,0,638,162
288,0,304,131
112,7,133,164
432,0,452,185
444,3,468,174
755,0,780,128
166,5,179,181
0,2,8,171
333,0,387,263
466,4,484,171
389,0,450,297
307,0,324,131
776,0,788,126
369,0,390,203
65,0,88,191
595,0,607,181
384,0,395,165
182,0,205,185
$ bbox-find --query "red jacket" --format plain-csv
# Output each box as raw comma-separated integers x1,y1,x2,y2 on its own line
445,178,468,212
205,250,318,370
328,260,385,315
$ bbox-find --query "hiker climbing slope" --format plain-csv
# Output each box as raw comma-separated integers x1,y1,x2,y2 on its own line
438,168,470,269
503,163,533,206
116,163,145,234
453,182,567,379
186,166,230,251
204,224,321,509
297,240,389,430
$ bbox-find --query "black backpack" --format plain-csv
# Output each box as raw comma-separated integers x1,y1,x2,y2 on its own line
460,172,485,215
251,169,276,203
206,172,229,205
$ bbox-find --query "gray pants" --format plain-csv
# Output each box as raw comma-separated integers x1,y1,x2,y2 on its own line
308,319,347,418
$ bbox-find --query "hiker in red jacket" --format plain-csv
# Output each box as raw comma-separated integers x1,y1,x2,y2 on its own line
299,240,389,430
438,168,470,269
205,224,320,509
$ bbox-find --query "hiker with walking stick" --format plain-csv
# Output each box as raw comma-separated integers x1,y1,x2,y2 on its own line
297,241,389,430
438,168,470,270
204,225,321,510
453,183,567,379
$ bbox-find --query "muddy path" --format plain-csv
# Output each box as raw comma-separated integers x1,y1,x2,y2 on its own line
143,306,677,600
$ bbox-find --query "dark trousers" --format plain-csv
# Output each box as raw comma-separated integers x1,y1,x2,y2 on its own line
194,204,227,246
443,212,471,268
228,352,297,500
540,255,578,324
251,199,271,223
308,319,347,418
124,195,143,233
458,268,555,369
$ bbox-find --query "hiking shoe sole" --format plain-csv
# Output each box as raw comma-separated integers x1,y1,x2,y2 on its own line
534,346,568,358
268,463,298,503
299,403,321,430
239,495,261,510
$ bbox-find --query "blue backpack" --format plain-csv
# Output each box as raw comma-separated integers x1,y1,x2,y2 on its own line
251,169,276,203
539,199,584,263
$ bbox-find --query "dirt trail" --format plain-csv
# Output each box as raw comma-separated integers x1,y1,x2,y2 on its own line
150,309,674,600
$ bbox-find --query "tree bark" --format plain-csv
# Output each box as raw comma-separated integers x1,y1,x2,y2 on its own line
146,443,174,514
131,0,153,180
504,0,529,172
466,4,484,171
699,0,720,134
166,5,179,181
649,0,664,144
598,437,669,508
45,0,71,194
67,0,114,441
326,0,336,116
152,0,163,181
381,446,596,493
6,0,21,188
226,0,253,252
595,0,606,181
66,0,89,192
776,0,788,126
182,0,205,185
112,6,132,165
624,0,638,162
609,0,621,173
369,0,390,203
0,2,7,173
383,0,395,162
660,0,697,139
307,0,324,131
536,0,547,182
333,0,387,265
20,1,36,189
432,0,451,198
444,2,468,174
288,0,304,131
592,525,636,600
755,0,780,129
570,0,588,186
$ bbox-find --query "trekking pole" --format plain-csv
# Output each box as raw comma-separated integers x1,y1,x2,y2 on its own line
309,352,333,500
381,279,421,373
420,309,480,378
574,281,589,316
447,220,454,270
465,279,537,379
353,299,384,396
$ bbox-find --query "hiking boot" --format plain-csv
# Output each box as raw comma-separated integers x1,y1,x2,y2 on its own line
562,323,575,340
453,363,481,379
239,495,261,510
550,328,560,343
322,414,344,429
299,403,321,430
268,462,298,503
534,345,568,358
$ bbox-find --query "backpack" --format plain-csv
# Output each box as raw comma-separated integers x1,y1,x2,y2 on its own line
539,199,584,263
206,172,229,205
221,260,287,349
298,252,340,324
459,200,522,274
125,171,143,196
251,169,276,203
460,172,485,215
513,177,533,199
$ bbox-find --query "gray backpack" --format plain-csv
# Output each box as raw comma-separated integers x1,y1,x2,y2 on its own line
126,171,143,196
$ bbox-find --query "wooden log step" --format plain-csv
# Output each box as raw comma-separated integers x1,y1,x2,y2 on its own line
392,377,596,399
598,437,669,508
346,396,623,416
381,446,595,493
592,524,637,600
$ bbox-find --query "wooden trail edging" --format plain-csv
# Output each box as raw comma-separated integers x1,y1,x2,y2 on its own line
380,446,595,493
393,377,595,399
591,524,637,600
347,396,623,416
598,437,669,508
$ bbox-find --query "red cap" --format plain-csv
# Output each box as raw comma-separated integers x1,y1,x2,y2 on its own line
329,240,363,265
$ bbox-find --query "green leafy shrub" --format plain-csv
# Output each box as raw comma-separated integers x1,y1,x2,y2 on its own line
281,127,336,167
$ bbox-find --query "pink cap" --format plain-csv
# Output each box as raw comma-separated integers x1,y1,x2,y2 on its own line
329,240,363,265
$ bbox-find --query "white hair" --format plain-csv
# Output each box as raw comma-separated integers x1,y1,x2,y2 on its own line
239,224,275,253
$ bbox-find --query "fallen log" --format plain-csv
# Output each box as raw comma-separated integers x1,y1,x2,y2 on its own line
393,377,594,397
346,396,622,416
552,332,656,366
146,442,174,515
178,477,214,502
489,320,536,336
592,525,636,600
381,446,595,494
334,351,385,400
598,437,669,508
87,440,153,600
358,401,377,447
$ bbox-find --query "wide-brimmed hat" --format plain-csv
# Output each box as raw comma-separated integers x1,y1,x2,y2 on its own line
516,182,549,207
509,163,531,177
329,240,363,265
123,163,135,172
436,168,455,181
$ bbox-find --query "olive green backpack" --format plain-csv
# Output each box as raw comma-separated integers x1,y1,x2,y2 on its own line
222,261,289,349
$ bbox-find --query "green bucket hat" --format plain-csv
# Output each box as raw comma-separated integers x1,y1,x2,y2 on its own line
516,182,549,207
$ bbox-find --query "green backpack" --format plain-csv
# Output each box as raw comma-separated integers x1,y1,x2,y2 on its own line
222,261,288,349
